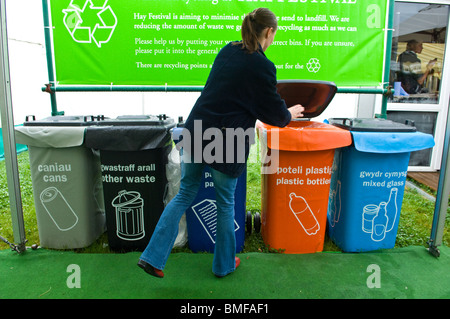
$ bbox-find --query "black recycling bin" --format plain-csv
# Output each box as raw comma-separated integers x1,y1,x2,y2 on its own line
85,115,176,251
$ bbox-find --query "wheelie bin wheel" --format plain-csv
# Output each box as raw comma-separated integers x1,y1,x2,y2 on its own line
246,211,253,235
254,212,261,233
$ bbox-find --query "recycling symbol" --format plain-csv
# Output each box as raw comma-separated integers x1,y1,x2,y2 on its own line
306,58,321,73
63,0,117,48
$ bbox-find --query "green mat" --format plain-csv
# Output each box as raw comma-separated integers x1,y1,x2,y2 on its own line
1,246,449,300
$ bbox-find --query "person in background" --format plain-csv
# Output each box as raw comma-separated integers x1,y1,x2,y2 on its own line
138,7,304,278
397,39,436,94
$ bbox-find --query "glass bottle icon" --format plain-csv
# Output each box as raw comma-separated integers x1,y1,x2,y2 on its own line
386,188,398,232
371,202,389,242
288,193,320,236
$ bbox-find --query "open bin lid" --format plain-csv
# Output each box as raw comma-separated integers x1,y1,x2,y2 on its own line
277,80,337,118
257,80,350,151
327,118,417,132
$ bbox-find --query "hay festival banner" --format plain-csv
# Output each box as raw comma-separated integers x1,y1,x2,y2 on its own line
48,0,387,87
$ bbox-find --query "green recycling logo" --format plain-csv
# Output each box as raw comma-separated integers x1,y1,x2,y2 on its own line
62,0,117,48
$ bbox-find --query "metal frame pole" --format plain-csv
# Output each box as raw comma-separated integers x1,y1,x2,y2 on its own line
42,85,389,95
428,102,450,258
378,0,395,119
0,0,26,253
42,0,62,116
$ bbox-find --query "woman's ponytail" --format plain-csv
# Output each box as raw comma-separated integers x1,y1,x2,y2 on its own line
235,8,278,54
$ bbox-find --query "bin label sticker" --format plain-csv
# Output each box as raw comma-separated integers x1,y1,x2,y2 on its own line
38,162,72,183
361,188,398,242
359,170,406,188
191,199,240,244
274,164,332,237
111,190,146,241
329,178,400,242
40,187,79,231
101,164,157,184
357,169,404,242
288,193,320,236
276,165,332,187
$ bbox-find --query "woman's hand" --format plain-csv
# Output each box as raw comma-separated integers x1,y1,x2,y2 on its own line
288,104,305,119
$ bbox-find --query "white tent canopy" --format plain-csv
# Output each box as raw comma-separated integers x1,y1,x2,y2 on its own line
394,3,448,38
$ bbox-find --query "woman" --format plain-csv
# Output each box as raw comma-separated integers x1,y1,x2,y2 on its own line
138,7,304,278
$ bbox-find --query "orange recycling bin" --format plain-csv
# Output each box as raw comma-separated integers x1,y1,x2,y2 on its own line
256,80,352,254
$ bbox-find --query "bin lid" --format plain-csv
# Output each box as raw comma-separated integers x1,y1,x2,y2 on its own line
350,131,435,153
256,120,352,151
111,190,142,208
23,115,106,126
276,80,337,118
327,118,417,132
96,114,174,126
15,125,86,148
85,116,176,151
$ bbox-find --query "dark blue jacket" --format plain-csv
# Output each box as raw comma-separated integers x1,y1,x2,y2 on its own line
183,42,291,177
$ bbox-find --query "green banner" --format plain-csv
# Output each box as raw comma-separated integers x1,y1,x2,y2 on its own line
49,0,387,87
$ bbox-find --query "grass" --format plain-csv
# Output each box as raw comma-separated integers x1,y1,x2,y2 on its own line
397,182,450,247
0,145,449,253
0,151,39,248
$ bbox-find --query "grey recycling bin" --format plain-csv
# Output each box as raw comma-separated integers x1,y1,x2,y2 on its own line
85,115,175,252
15,116,106,249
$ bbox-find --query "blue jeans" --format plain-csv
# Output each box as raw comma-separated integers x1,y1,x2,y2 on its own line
140,152,239,277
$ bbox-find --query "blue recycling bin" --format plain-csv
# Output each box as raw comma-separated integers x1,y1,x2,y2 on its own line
172,127,246,253
326,118,435,252
186,167,246,253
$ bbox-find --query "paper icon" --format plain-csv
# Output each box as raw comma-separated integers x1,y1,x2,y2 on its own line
191,199,240,244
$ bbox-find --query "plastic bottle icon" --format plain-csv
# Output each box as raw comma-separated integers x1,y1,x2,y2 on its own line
288,193,320,236
386,188,398,232
371,202,389,242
